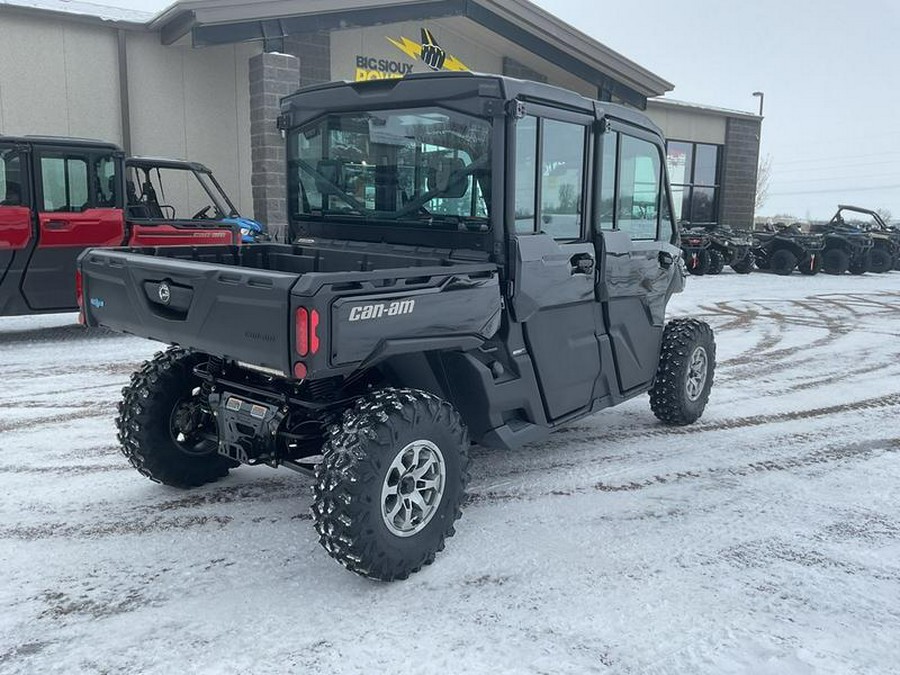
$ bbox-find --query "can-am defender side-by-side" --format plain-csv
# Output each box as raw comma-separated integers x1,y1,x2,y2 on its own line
825,205,899,273
0,137,266,316
80,73,716,581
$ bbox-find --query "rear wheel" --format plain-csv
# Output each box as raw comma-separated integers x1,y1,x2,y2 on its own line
684,249,710,275
798,252,823,275
770,249,797,276
706,249,726,275
650,319,716,426
823,248,850,275
869,248,893,274
312,388,469,581
116,348,231,488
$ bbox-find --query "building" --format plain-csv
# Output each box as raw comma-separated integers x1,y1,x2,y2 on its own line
0,0,761,236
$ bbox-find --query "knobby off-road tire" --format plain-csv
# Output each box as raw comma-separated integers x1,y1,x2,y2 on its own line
650,319,716,426
117,347,231,488
313,388,469,581
849,251,872,275
869,248,893,274
706,249,726,275
730,252,755,274
798,252,823,276
823,248,850,275
769,249,797,276
684,249,710,275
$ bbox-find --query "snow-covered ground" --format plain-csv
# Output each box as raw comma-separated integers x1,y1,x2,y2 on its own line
2,271,900,674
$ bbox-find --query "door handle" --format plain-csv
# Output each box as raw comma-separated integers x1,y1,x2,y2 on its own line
658,251,675,268
45,220,73,231
570,253,595,275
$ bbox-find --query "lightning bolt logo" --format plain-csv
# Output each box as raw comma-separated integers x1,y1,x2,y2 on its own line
387,28,470,73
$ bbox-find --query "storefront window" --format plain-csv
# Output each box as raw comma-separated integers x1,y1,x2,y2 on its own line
665,141,720,225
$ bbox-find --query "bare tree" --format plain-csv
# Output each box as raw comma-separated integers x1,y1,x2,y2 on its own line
755,154,773,212
876,207,892,223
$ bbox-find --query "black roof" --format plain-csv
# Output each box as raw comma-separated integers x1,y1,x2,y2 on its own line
0,135,122,151
282,71,663,138
126,156,211,173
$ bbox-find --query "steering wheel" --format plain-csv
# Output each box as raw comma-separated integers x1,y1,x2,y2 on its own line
192,205,212,220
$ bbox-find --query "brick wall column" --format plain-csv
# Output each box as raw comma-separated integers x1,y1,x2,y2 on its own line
249,52,299,242
719,117,762,228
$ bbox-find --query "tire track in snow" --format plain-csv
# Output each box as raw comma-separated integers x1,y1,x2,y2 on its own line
467,436,900,505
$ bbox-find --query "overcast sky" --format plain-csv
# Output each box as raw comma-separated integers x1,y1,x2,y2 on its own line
113,0,899,221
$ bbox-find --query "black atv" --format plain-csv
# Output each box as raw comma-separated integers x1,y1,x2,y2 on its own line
680,228,713,275
704,226,755,274
827,205,900,274
810,216,874,275
752,223,826,276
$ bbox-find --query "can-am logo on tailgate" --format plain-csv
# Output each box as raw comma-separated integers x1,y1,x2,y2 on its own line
348,299,415,322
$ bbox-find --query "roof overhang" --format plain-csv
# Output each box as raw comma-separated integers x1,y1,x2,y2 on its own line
150,0,673,106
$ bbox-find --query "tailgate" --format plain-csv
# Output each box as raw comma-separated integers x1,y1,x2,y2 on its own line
79,249,298,375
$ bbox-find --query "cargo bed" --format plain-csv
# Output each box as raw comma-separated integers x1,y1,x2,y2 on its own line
79,240,501,378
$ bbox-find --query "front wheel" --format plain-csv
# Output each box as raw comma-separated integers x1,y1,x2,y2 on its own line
312,388,469,581
116,348,231,488
650,319,716,426
769,249,797,275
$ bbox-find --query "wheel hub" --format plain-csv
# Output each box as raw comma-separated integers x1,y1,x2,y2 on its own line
685,346,708,402
169,399,215,456
381,440,446,537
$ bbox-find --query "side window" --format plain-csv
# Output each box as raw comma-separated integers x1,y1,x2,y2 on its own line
40,154,89,212
660,183,675,241
94,155,119,208
0,148,23,206
598,132,617,231
514,116,538,233
540,119,585,240
617,135,661,240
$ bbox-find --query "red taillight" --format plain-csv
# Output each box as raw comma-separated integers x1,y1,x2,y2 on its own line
75,269,85,325
296,307,309,356
75,270,83,308
293,362,307,379
295,307,321,357
309,310,320,354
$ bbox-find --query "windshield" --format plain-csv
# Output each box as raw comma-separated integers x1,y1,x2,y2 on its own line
126,166,237,221
288,108,492,229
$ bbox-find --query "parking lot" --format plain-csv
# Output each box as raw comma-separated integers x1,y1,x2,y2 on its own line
2,272,900,674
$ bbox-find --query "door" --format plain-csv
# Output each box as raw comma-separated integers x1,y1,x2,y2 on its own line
597,127,682,393
22,149,125,311
510,114,601,421
0,144,32,287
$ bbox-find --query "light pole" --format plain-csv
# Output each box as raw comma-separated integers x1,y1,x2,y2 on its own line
752,91,764,117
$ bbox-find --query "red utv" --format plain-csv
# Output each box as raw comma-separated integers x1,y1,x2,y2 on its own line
0,136,248,317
